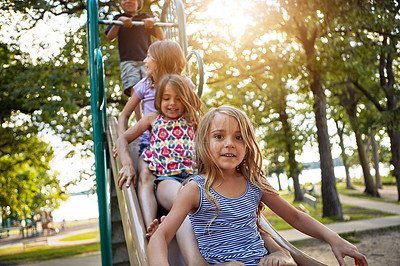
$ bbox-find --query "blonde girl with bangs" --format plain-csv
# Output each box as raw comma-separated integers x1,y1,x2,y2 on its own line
116,74,208,266
115,40,195,234
148,105,368,266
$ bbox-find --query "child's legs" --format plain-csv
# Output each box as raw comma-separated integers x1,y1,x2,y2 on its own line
156,180,208,266
155,179,182,211
175,217,209,266
137,157,157,228
120,61,145,97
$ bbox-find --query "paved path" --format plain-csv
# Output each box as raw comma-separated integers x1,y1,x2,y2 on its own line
18,253,101,266
280,189,400,242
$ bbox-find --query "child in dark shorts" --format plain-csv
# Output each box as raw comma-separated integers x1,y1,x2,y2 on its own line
106,0,164,120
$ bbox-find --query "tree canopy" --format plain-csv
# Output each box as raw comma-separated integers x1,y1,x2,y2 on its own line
0,0,399,222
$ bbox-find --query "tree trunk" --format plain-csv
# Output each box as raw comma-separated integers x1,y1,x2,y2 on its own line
313,88,342,217
276,173,282,191
279,109,304,201
370,129,382,188
353,131,378,196
339,85,379,197
335,119,353,189
387,129,400,201
302,34,342,217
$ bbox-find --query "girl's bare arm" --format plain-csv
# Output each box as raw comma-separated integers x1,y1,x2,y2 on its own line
115,112,156,188
262,193,367,266
117,91,142,136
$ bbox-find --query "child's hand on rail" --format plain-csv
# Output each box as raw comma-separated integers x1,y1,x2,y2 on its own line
118,16,133,28
118,165,137,189
112,145,118,158
142,18,156,28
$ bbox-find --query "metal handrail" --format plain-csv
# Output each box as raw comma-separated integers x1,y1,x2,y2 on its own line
186,50,204,98
87,0,112,265
99,19,177,27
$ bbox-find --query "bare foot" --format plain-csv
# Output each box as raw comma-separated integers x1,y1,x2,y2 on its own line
146,216,166,240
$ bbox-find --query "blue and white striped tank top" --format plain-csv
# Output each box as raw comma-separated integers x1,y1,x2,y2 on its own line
188,175,269,265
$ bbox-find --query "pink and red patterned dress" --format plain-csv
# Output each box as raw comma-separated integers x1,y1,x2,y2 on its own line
143,114,195,177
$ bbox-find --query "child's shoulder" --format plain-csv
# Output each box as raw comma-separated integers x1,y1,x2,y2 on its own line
133,77,153,91
188,175,205,186
113,12,130,19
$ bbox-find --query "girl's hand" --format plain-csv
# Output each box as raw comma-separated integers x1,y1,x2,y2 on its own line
112,145,118,158
330,238,368,266
118,16,133,27
258,250,297,266
117,165,136,189
142,18,156,28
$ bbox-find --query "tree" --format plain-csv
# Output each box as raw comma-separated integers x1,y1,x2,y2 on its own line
370,129,382,188
0,126,67,220
335,85,378,196
333,115,353,189
329,0,400,200
246,0,343,217
350,1,400,201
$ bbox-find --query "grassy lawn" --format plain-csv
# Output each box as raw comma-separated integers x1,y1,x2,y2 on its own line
0,228,100,264
264,190,395,231
0,243,100,265
60,230,100,242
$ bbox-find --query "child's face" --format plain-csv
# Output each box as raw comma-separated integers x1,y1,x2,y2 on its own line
120,0,139,14
208,113,246,174
160,85,184,120
144,53,157,78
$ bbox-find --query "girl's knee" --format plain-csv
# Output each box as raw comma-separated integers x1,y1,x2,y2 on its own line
138,171,155,185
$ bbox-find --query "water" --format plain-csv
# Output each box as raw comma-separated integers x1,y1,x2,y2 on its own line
52,193,99,222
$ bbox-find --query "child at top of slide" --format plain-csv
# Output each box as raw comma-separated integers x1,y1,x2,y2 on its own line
106,0,164,97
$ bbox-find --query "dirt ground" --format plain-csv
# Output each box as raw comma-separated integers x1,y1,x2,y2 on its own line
295,226,400,266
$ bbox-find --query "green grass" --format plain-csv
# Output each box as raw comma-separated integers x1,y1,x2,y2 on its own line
0,243,100,265
263,190,395,231
60,230,99,241
0,246,22,256
338,231,360,243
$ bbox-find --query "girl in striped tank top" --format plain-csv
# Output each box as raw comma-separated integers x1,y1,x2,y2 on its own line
148,105,368,266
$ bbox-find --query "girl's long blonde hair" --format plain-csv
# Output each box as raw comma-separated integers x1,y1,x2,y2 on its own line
154,74,203,128
195,105,278,234
148,40,186,83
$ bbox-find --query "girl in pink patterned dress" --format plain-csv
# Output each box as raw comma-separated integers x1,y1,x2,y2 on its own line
116,74,208,265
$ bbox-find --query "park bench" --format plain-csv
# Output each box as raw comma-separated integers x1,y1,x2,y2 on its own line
304,193,317,209
0,228,10,239
23,237,48,250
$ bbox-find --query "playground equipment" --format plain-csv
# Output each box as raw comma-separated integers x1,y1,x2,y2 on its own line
87,0,326,265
